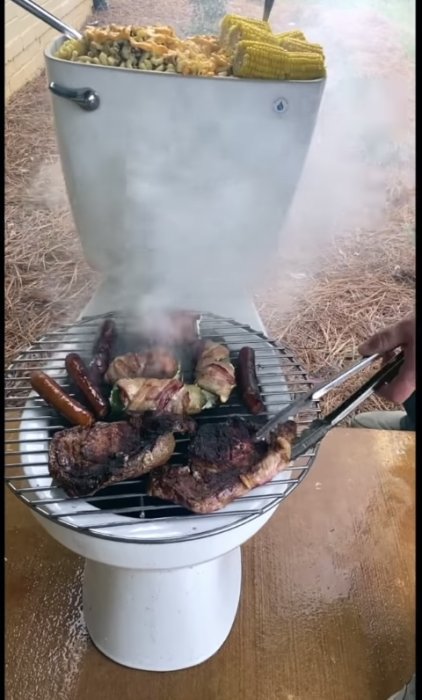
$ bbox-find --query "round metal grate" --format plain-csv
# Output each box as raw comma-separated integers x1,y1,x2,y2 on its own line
5,311,319,543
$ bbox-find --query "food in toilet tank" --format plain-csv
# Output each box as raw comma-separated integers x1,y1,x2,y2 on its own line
150,417,297,513
49,420,176,497
54,14,326,80
55,25,231,76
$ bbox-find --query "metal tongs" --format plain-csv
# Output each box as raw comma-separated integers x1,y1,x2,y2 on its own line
255,351,405,459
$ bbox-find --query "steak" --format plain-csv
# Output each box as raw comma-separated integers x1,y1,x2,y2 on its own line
149,417,297,514
130,413,198,435
49,421,175,497
188,418,266,471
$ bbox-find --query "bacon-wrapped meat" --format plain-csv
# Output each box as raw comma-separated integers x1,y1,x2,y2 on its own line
112,378,214,416
105,348,179,384
195,341,236,403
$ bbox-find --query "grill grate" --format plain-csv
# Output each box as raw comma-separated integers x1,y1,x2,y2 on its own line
5,311,319,543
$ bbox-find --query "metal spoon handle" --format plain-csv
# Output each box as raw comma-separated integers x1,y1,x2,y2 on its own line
263,0,276,22
10,0,83,40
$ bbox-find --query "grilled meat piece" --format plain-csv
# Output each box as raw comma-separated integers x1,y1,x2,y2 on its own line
188,418,265,471
114,378,210,415
129,413,198,435
105,349,179,384
49,421,175,497
149,417,297,513
195,341,236,403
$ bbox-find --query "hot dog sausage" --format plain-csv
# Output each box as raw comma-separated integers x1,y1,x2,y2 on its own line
30,371,95,427
65,353,109,418
236,346,265,415
89,318,117,385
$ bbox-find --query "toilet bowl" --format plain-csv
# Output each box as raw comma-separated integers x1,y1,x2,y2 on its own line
13,309,317,671
7,33,324,671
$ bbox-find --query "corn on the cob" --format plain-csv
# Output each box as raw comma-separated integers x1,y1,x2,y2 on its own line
232,41,326,80
278,37,324,56
275,30,307,42
220,14,270,46
225,23,278,51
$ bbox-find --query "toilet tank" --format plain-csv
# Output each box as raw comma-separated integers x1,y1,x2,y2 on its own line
45,37,325,308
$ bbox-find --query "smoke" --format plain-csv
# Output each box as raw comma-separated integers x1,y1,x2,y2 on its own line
266,0,415,263
122,0,414,325
31,0,414,328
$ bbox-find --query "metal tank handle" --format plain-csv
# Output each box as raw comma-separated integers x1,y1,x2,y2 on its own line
49,82,100,111
9,0,83,40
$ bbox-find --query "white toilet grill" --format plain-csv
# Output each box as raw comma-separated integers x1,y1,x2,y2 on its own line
5,311,319,543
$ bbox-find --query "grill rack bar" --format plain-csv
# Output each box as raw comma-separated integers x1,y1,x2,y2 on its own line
5,310,319,544
16,482,301,527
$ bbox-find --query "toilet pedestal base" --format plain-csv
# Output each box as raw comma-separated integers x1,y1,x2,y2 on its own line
83,547,242,671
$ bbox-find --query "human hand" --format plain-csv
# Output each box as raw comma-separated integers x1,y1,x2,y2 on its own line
358,316,415,404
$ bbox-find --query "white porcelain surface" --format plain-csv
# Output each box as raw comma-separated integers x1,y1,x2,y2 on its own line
83,548,241,671
45,39,325,313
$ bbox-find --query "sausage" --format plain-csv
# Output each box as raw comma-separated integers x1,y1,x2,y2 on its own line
65,353,109,419
88,318,117,385
30,371,95,427
236,347,265,415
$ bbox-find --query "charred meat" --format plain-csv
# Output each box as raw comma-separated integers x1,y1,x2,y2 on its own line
129,413,198,435
195,341,236,403
112,378,214,415
149,417,297,513
49,421,176,497
105,348,179,384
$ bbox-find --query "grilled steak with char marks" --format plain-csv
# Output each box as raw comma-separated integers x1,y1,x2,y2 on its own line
149,417,297,513
49,421,175,497
129,413,198,435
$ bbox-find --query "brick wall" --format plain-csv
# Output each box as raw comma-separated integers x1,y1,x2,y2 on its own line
5,0,92,100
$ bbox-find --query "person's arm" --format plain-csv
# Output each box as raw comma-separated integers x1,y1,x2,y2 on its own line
359,316,415,404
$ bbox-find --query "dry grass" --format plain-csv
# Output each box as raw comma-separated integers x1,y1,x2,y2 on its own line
257,222,414,413
5,76,97,366
5,0,415,420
